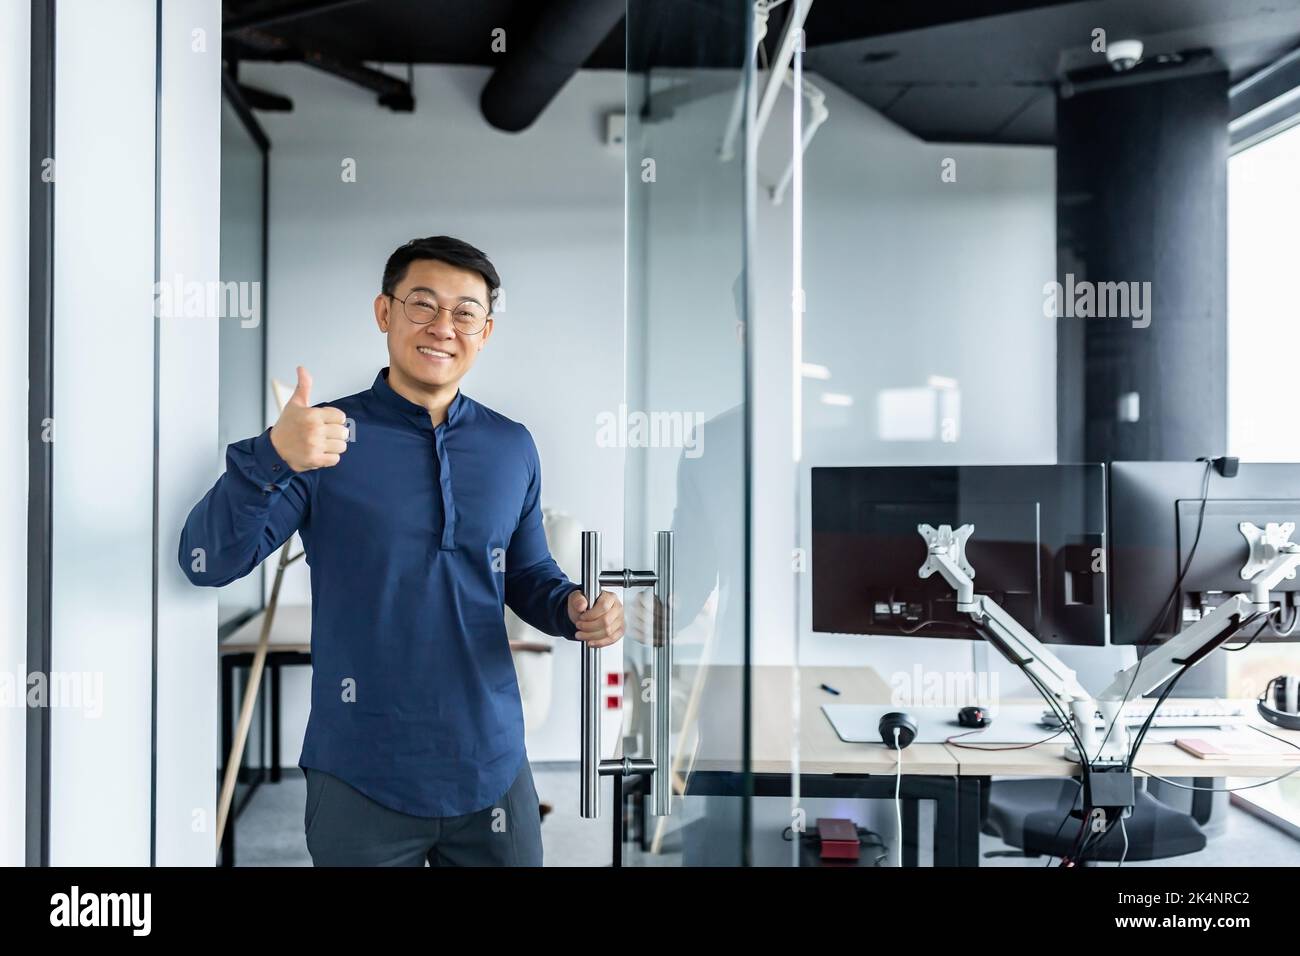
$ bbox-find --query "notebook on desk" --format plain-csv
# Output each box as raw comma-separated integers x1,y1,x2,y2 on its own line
1175,734,1300,761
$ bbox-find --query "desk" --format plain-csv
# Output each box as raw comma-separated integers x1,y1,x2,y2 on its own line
682,665,1300,866
946,698,1300,865
686,665,962,865
218,605,312,866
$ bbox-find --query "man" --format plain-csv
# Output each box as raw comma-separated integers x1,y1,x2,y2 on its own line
179,236,624,866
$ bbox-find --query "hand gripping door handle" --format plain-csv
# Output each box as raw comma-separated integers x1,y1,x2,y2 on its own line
578,530,674,819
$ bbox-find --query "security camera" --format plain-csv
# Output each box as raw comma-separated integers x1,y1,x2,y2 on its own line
1106,38,1144,72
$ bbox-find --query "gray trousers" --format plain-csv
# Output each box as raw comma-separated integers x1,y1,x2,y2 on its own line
304,760,544,866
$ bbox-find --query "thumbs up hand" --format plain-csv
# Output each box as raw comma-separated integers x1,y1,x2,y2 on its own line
269,366,349,472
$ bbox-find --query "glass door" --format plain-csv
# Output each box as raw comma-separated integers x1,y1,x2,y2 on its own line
607,0,755,865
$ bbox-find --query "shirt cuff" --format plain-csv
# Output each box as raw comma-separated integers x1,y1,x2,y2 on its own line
559,584,583,641
250,428,295,490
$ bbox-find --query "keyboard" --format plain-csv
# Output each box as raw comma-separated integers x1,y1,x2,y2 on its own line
1041,699,1249,730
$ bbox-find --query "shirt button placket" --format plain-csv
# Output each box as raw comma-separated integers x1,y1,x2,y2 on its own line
434,423,456,551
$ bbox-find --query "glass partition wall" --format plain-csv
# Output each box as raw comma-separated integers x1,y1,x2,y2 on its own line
212,86,271,861
775,2,1065,867
217,92,269,632
764,1,1287,868
617,0,755,865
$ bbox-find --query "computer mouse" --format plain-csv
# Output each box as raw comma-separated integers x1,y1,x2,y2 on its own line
958,706,991,728
878,712,917,749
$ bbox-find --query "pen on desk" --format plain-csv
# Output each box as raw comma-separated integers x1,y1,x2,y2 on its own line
820,683,840,695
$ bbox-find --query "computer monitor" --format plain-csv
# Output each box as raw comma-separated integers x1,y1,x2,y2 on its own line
1109,462,1300,645
811,465,1107,646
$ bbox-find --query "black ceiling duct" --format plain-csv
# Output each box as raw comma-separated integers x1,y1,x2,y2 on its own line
480,0,624,133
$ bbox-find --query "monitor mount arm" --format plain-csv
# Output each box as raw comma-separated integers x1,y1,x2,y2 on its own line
1095,521,1300,704
917,521,1300,767
917,523,1112,763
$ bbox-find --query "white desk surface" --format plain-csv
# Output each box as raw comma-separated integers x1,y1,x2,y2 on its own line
219,604,311,654
688,665,1300,780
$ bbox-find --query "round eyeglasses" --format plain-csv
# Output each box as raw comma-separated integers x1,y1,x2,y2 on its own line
388,290,489,336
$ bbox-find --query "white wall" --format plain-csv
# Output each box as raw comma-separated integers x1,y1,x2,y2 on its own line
243,61,626,762
4,0,225,868
156,0,222,866
0,0,30,868
50,0,157,865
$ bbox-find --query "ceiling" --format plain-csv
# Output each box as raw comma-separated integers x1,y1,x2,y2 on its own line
224,0,587,67
223,0,1300,141
806,0,1300,144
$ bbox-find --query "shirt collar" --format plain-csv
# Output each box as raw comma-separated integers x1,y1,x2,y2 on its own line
371,367,467,429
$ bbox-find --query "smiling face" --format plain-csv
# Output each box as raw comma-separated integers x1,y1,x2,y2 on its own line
374,257,495,397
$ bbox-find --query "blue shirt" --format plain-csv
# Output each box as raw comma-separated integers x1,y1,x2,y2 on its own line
179,367,581,816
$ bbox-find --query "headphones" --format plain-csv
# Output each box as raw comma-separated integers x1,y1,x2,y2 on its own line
878,712,917,749
1258,676,1300,731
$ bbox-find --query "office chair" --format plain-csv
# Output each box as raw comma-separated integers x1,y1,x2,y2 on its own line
982,778,1208,863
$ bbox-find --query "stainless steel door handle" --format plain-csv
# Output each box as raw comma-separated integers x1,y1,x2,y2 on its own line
579,531,602,819
653,530,674,816
578,529,674,819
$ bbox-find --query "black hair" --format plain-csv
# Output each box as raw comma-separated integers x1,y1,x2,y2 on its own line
381,236,502,313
